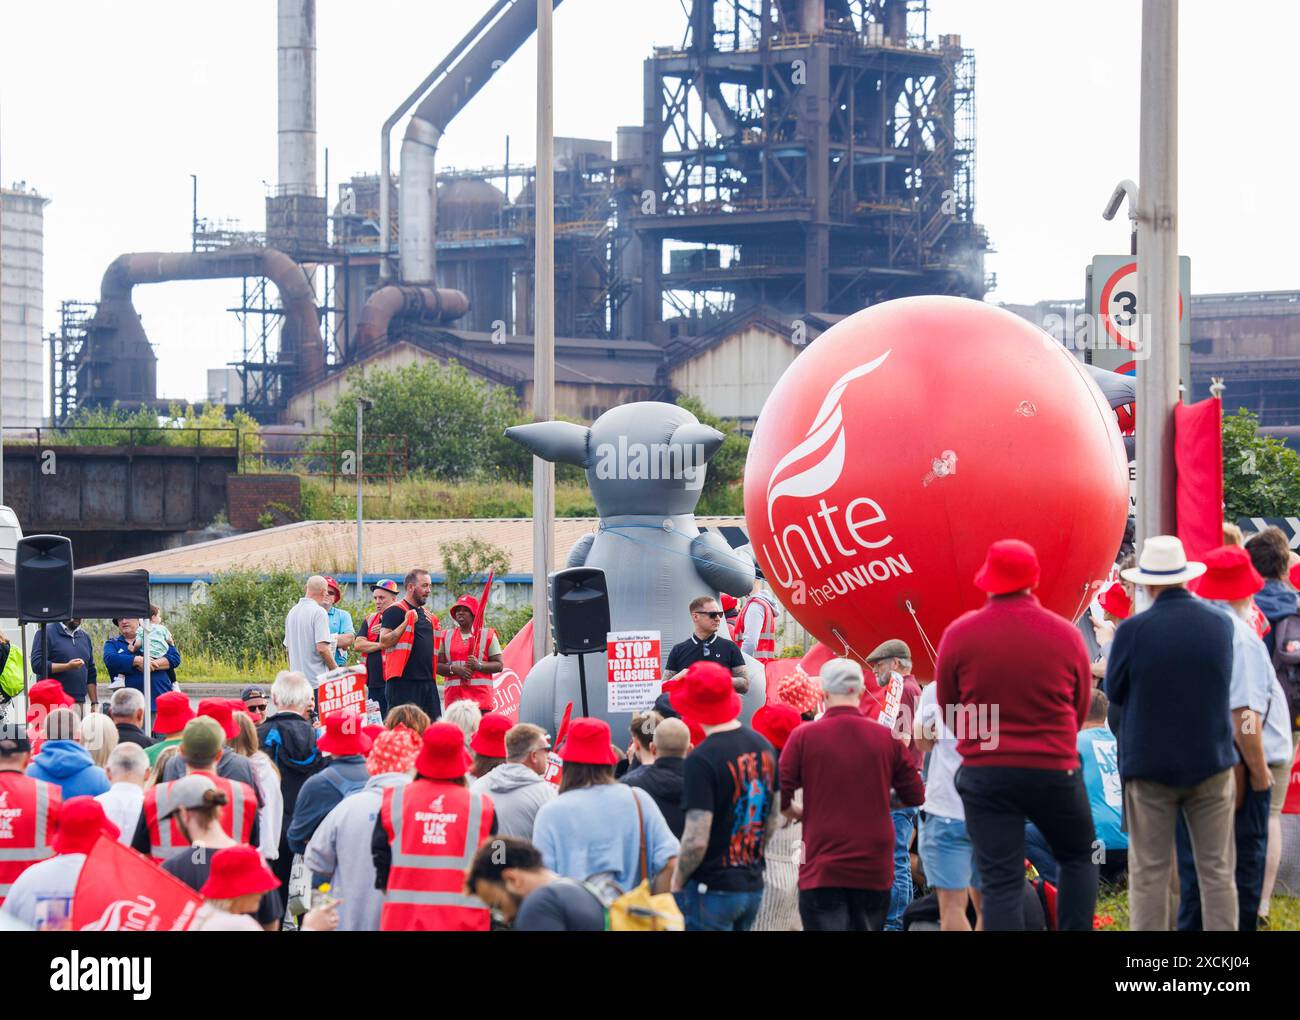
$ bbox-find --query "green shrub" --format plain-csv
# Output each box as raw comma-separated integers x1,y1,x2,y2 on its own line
174,569,302,670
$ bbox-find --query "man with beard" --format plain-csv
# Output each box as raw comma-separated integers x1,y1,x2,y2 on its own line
466,835,605,931
379,569,442,719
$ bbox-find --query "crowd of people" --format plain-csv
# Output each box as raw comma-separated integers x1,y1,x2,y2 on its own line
0,523,1296,932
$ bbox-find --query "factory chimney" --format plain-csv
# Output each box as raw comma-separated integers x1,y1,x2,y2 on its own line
277,0,316,197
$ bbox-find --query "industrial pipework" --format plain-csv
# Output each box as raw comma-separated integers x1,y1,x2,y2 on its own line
93,248,326,388
354,0,562,351
398,0,563,285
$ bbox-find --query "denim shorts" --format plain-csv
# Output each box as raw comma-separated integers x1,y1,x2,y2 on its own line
918,812,980,891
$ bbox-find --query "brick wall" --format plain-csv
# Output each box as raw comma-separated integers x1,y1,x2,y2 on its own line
226,474,302,531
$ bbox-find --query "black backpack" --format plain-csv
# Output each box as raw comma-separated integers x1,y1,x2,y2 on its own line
1270,613,1300,732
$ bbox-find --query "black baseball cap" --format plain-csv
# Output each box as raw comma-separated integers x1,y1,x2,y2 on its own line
240,685,269,703
0,724,32,754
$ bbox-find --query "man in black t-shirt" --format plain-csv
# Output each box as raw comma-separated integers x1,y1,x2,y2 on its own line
669,660,778,932
466,836,605,932
663,595,750,694
378,569,442,720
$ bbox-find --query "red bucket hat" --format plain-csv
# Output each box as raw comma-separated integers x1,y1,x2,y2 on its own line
558,718,620,766
1098,582,1132,620
26,679,75,724
227,698,250,716
470,713,511,758
201,845,281,900
197,698,238,740
974,539,1041,595
415,722,474,780
53,796,120,855
153,690,196,735
317,708,373,757
450,595,478,622
777,667,823,716
1197,545,1265,602
660,678,708,745
669,661,741,726
751,703,803,751
367,724,422,776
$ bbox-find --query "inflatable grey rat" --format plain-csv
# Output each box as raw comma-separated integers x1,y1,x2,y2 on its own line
505,401,761,734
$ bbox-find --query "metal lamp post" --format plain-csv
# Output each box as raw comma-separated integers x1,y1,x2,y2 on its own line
356,397,373,600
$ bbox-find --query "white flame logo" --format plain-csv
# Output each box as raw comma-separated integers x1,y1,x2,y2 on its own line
766,351,892,529
81,895,157,931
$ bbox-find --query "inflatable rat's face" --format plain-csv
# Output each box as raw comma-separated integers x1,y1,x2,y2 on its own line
506,402,725,517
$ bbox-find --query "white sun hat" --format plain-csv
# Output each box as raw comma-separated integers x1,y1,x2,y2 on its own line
1120,535,1207,586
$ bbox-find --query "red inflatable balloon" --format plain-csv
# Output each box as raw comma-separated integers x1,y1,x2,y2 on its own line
744,296,1128,679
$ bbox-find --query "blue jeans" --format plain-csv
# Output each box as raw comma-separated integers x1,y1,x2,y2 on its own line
674,884,764,932
887,807,918,931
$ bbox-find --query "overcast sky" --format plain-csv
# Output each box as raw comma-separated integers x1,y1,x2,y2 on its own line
2,0,1297,403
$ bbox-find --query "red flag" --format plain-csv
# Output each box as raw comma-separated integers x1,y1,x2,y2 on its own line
799,641,835,676
1175,397,1223,562
763,657,800,704
544,700,575,787
764,640,834,704
471,570,495,658
491,618,534,723
71,838,205,932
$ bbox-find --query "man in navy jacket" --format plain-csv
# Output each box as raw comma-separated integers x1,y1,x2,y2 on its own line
1105,536,1237,931
103,618,180,712
31,620,97,709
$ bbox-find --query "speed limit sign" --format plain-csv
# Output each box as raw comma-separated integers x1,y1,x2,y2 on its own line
1087,254,1191,374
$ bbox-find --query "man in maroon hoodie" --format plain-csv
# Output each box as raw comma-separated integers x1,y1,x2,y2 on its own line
935,539,1095,931
780,657,924,931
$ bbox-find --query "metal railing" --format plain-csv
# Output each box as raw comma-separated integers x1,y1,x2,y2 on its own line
241,432,410,497
1,425,241,453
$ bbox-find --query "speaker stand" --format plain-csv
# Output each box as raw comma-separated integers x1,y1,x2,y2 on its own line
575,652,590,718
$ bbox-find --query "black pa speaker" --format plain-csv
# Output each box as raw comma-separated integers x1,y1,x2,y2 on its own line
549,567,610,654
14,535,75,622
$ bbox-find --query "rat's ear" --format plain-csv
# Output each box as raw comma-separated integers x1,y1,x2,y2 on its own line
505,421,591,468
668,421,725,462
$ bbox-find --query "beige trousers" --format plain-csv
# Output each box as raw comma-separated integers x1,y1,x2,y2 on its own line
1125,769,1237,931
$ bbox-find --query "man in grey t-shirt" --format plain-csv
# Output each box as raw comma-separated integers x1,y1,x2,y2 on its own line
284,575,334,687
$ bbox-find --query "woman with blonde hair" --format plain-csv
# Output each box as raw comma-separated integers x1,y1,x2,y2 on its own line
443,699,482,747
232,710,283,863
79,712,119,769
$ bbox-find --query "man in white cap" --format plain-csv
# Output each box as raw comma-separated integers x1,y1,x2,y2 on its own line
1105,535,1238,931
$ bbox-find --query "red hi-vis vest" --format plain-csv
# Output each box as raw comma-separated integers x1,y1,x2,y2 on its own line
382,600,439,682
442,628,497,710
142,774,257,861
0,773,61,906
734,596,777,661
379,779,495,931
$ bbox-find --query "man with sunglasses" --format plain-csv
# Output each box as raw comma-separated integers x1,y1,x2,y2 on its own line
663,596,750,694
241,686,271,723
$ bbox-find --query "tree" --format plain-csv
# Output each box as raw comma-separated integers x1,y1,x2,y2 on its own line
1222,407,1300,519
674,394,748,515
440,537,511,601
325,360,529,480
